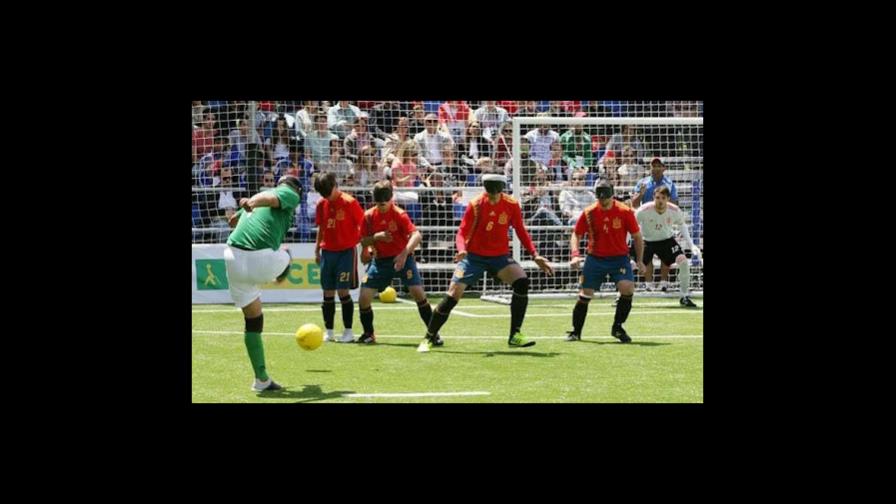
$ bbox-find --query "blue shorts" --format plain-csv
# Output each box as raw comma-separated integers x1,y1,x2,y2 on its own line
361,255,422,291
320,248,358,290
452,252,518,287
580,255,634,290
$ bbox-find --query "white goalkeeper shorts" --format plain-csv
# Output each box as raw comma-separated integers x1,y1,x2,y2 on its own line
223,246,291,308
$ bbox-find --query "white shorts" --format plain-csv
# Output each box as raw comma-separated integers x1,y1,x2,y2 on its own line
223,246,291,308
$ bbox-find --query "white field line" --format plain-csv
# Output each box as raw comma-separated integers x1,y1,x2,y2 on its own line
343,392,490,398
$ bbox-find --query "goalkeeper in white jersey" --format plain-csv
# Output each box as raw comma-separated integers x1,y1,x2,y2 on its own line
634,185,701,307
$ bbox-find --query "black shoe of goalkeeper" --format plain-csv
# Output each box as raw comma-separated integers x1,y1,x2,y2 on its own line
357,333,376,344
680,296,698,308
611,324,631,343
565,331,581,342
432,333,444,347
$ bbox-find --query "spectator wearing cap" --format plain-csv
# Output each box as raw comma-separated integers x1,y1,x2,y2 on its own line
560,112,594,174
632,157,678,207
413,113,455,173
524,113,561,166
327,100,362,139
343,112,373,163
605,124,647,160
438,100,472,143
305,113,339,166
472,101,510,141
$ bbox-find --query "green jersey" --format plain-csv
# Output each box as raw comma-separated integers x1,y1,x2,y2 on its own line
227,185,300,251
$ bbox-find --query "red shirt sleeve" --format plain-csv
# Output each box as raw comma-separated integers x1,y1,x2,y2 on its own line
352,199,364,234
315,199,325,226
456,202,475,253
574,210,589,237
510,201,537,256
625,208,640,234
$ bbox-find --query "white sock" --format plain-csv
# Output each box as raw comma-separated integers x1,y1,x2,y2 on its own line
678,261,690,297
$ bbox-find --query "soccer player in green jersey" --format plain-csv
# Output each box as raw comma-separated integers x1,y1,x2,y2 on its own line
224,175,301,392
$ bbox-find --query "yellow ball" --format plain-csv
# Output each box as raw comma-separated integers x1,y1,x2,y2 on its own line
379,286,397,303
295,323,323,351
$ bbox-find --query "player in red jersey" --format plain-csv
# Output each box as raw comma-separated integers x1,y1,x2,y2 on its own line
356,181,438,345
417,174,554,352
314,172,365,343
566,179,647,343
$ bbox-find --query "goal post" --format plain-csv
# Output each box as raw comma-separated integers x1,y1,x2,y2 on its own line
477,115,704,304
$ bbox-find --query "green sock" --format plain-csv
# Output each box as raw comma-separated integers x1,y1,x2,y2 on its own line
244,332,269,381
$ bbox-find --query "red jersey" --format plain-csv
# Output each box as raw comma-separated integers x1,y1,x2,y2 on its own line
456,193,537,257
574,200,640,257
316,190,364,251
362,203,417,258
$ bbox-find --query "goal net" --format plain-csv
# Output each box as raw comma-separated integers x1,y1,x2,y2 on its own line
191,101,702,300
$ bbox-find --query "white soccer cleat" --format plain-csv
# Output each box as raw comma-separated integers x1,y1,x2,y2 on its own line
323,329,336,342
338,328,355,343
251,378,282,392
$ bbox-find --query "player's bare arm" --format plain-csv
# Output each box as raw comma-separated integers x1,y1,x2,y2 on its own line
395,230,422,270
632,231,647,273
240,192,281,212
569,231,584,269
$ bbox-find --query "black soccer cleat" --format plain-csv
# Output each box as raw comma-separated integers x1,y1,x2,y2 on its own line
276,249,293,282
680,296,698,308
432,333,444,347
357,332,377,344
565,331,581,341
611,324,632,343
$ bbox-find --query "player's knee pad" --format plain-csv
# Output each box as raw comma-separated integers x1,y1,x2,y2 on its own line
512,277,530,296
436,296,458,315
245,314,263,333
